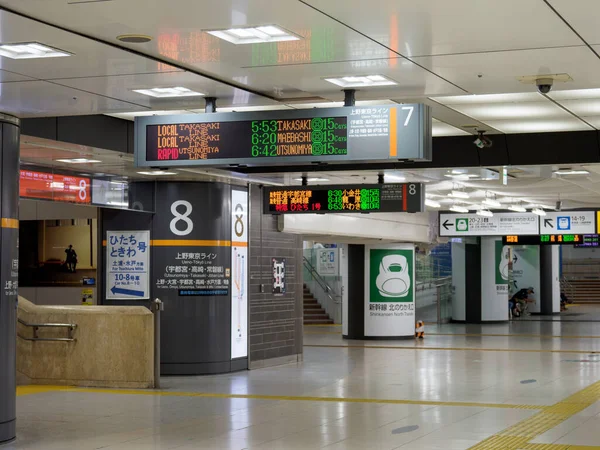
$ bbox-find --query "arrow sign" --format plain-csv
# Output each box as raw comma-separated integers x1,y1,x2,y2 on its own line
442,219,454,230
544,218,554,228
513,255,518,264
111,286,145,297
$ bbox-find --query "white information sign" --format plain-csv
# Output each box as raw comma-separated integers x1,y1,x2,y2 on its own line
106,230,150,300
440,213,539,237
316,248,338,275
231,189,248,360
540,211,595,235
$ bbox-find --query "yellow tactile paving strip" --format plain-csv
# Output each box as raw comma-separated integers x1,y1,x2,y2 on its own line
305,343,600,354
16,385,545,410
520,444,600,449
470,380,600,449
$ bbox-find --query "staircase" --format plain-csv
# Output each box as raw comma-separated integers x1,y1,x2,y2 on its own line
303,284,334,324
562,279,600,303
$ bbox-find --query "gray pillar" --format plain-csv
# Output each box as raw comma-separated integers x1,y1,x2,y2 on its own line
540,246,560,314
0,114,20,444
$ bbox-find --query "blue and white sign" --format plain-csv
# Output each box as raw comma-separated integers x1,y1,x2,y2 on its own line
541,211,595,235
106,230,150,300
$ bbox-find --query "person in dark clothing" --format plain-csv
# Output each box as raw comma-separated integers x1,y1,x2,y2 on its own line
65,244,78,273
560,292,573,311
509,287,535,318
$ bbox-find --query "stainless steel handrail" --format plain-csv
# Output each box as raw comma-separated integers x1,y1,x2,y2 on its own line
303,257,342,304
17,318,77,342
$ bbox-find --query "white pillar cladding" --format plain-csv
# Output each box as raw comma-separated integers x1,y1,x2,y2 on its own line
481,237,509,321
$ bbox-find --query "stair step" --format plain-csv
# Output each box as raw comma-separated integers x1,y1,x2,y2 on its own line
304,304,323,309
304,319,334,324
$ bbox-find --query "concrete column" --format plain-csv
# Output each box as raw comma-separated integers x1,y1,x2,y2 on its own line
0,115,20,444
540,245,561,314
451,242,466,321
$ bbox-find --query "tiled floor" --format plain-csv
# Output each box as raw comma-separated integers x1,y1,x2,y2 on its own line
6,319,600,449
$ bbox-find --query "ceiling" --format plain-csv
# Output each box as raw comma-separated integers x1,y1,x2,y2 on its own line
1,0,600,135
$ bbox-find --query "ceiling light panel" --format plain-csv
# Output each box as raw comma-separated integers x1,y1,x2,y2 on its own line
324,75,397,88
483,118,591,133
207,26,301,44
0,42,71,59
450,205,469,213
440,102,568,121
133,87,205,98
137,171,177,176
549,88,600,100
56,158,101,164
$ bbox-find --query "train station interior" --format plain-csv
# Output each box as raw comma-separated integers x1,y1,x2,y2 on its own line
3,1,600,449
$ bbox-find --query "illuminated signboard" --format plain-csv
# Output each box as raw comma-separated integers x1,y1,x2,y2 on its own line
575,234,600,247
20,170,91,204
135,104,432,168
502,234,596,245
263,183,424,214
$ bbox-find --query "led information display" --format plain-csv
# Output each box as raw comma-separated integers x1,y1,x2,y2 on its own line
263,183,424,214
147,117,348,161
502,234,596,245
20,170,91,204
135,104,432,167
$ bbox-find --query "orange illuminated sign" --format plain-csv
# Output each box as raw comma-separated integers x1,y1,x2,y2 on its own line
20,170,91,204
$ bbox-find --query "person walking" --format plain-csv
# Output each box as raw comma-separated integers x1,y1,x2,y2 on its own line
65,244,78,273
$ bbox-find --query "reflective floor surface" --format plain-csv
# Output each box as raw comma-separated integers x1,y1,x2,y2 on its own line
6,318,600,449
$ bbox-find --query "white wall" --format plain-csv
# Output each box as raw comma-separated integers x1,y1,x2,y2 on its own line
19,287,97,306
20,199,97,220
481,237,509,321
451,242,466,321
282,212,432,243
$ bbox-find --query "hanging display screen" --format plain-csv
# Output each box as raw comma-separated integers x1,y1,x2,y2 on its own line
263,183,424,214
146,117,348,162
136,104,432,167
503,234,597,245
20,170,91,204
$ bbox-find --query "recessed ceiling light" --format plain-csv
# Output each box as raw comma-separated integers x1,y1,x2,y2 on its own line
450,205,469,213
116,34,152,44
477,209,493,217
324,75,397,88
207,25,301,45
554,169,590,175
508,204,527,213
450,190,470,199
482,198,501,208
425,199,441,208
137,171,177,176
383,174,406,182
56,158,101,164
133,87,205,98
293,177,329,182
0,42,71,59
531,208,546,216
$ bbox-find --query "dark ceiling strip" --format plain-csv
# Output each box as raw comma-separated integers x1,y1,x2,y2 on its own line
297,0,469,94
0,5,277,101
542,0,600,59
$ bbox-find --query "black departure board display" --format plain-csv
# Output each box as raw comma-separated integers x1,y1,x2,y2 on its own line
503,234,597,245
147,117,348,162
135,104,432,168
263,183,424,214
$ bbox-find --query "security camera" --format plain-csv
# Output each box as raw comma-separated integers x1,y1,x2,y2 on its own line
556,200,562,211
473,130,493,149
536,77,553,94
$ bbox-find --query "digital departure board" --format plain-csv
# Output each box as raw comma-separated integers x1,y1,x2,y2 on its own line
575,234,600,247
146,118,348,162
263,183,424,214
502,234,595,245
135,104,432,168
20,170,91,204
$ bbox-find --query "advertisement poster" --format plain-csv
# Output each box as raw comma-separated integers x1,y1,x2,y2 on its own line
106,230,150,300
231,189,248,359
273,258,286,295
511,246,541,313
81,288,93,305
365,245,415,337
